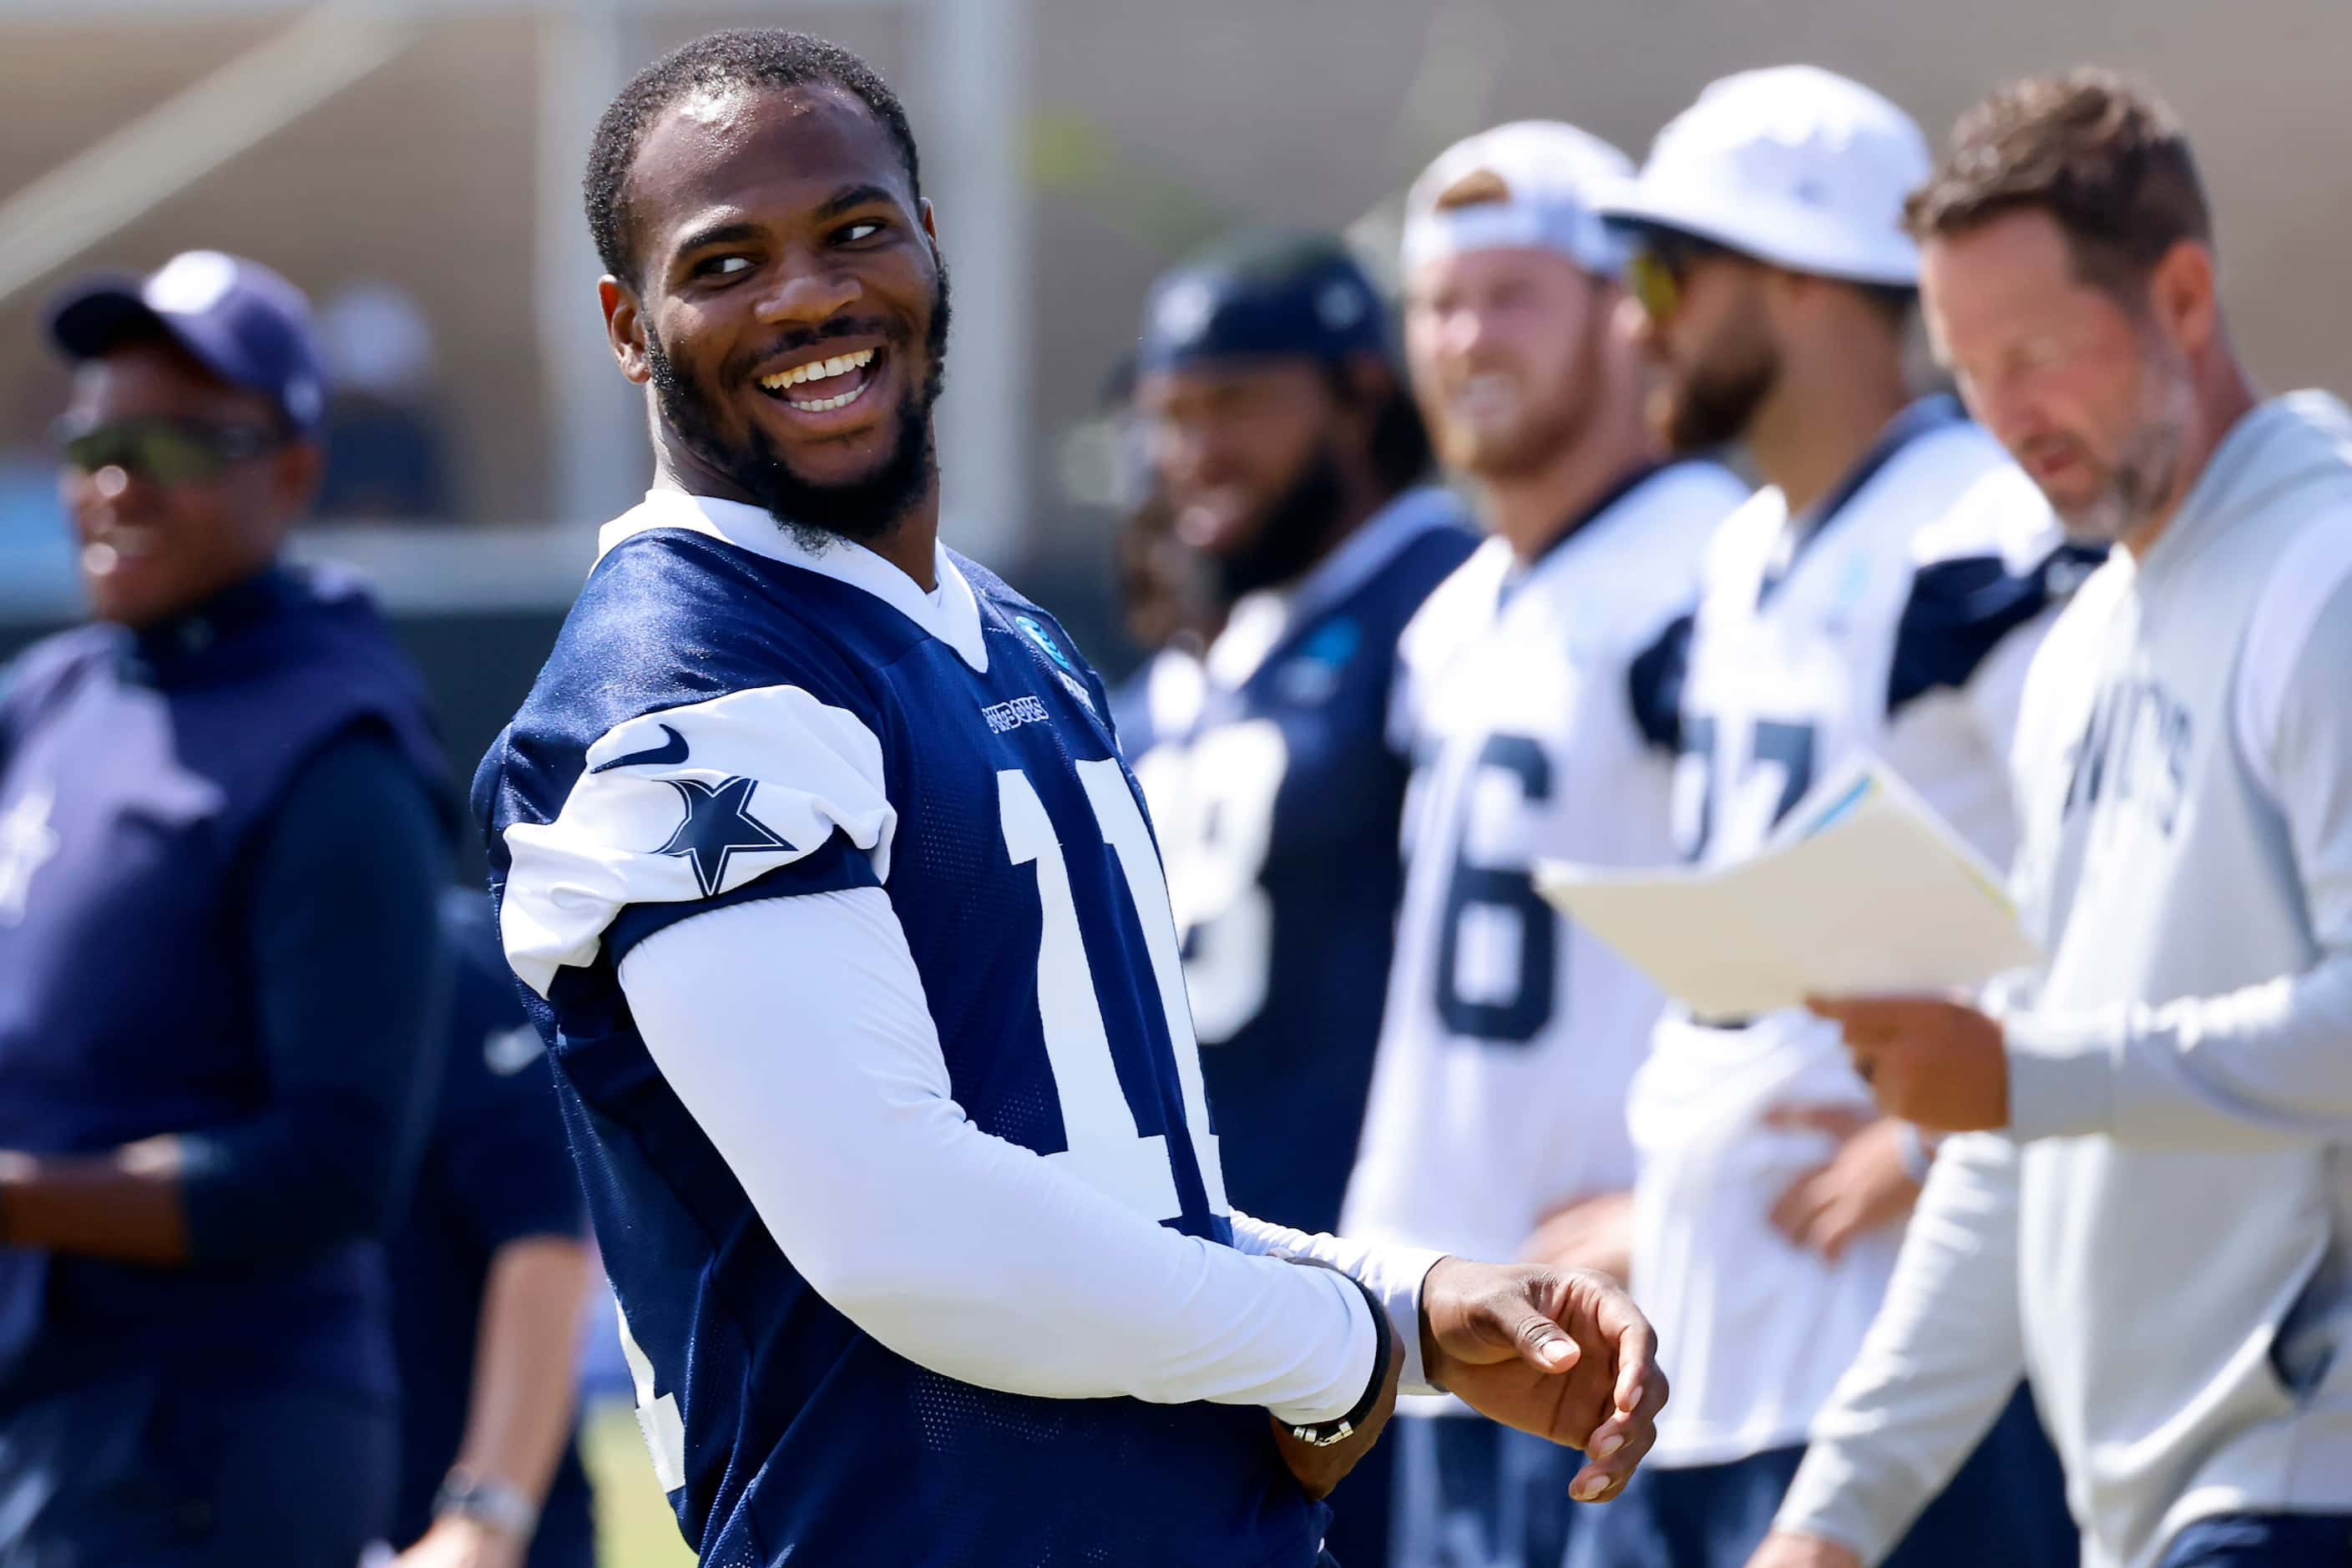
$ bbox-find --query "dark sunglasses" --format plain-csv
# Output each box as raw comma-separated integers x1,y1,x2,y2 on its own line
55,417,285,487
1625,230,1734,323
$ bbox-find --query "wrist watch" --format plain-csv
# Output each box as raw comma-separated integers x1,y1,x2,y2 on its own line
433,1468,538,1540
1282,1272,1394,1449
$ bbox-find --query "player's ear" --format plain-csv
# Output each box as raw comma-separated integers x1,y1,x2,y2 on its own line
1336,355,1395,427
2148,239,2218,356
601,275,653,386
1759,265,1817,330
271,435,325,521
916,198,944,276
1332,355,1399,489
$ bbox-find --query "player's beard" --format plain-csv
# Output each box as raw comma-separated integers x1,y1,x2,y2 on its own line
647,260,953,553
1651,321,1778,456
1447,307,1607,483
2052,335,2195,545
1212,442,1348,599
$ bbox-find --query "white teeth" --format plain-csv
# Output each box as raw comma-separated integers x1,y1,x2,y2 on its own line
787,378,872,414
760,346,876,391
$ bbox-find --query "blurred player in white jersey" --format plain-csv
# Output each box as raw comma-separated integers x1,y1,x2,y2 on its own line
1763,71,2352,1568
1561,68,2086,1568
1340,122,1746,1568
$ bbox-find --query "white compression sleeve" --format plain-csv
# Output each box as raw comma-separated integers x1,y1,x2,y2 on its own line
1229,1213,1449,1394
1773,1133,2031,1563
617,887,1376,1423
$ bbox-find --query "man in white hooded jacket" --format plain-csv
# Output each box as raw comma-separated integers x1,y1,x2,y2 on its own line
1755,69,2352,1568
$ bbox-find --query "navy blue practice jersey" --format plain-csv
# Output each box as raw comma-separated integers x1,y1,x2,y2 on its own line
1127,488,1475,1233
474,492,1324,1566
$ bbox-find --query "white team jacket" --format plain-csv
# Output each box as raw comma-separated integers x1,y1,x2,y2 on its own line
1777,392,2352,1568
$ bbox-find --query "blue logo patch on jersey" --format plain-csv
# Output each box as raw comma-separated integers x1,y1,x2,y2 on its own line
1015,615,1075,674
655,775,793,896
1274,617,1360,706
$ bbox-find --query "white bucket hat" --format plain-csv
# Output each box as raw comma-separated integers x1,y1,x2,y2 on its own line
1400,120,1636,279
1599,65,1930,286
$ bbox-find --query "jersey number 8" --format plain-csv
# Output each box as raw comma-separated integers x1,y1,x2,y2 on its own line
1132,721,1288,1046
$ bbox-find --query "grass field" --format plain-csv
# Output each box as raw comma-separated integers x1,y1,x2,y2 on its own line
582,1399,698,1567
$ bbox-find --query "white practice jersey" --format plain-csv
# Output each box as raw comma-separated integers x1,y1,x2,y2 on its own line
1343,461,1748,1309
1628,398,2097,1466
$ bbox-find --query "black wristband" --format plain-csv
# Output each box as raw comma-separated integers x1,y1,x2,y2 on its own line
1284,1271,1393,1448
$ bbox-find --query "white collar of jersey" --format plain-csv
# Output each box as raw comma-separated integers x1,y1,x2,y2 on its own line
600,488,990,674
1205,486,1459,690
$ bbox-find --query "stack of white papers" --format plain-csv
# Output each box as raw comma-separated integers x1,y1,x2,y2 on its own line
1533,758,2038,1021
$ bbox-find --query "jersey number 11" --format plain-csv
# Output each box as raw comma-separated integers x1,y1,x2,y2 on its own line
999,758,1229,1222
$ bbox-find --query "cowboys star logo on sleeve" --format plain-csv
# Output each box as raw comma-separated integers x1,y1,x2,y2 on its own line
653,774,795,897
493,685,899,1001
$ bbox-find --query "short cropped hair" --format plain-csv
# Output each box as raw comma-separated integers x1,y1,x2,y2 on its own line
585,29,921,290
1905,69,2211,299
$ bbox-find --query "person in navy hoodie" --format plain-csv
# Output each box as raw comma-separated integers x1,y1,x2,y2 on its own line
0,250,450,1565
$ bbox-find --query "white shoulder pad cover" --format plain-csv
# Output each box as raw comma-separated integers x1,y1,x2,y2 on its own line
501,685,896,996
1902,432,2061,576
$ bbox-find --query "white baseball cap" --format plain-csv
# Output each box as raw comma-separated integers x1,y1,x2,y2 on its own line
1599,65,1930,286
1400,120,1635,279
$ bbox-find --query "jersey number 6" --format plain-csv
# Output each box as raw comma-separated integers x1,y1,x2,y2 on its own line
1434,734,1557,1046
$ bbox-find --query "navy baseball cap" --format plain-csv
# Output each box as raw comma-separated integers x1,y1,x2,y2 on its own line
1137,231,1391,377
45,250,328,435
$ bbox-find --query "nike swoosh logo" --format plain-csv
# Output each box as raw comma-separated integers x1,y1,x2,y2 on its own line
591,723,689,773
